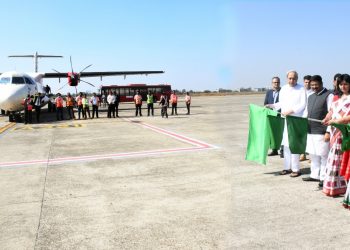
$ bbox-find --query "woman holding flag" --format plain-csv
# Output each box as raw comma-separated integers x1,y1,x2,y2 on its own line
322,74,350,197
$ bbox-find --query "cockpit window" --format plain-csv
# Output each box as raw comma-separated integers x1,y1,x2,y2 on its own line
0,77,10,84
24,77,35,85
12,77,25,84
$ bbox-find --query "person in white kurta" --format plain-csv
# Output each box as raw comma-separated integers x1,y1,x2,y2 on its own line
269,71,307,177
302,75,333,183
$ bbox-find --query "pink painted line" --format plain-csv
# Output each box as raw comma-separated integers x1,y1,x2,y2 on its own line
124,118,217,148
0,146,210,168
0,118,217,168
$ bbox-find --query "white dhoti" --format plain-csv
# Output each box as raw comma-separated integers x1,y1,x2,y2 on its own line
282,123,300,172
306,134,329,180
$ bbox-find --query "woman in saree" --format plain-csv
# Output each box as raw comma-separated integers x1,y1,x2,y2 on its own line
322,74,350,197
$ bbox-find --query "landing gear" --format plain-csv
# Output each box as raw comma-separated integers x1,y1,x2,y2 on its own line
8,112,22,123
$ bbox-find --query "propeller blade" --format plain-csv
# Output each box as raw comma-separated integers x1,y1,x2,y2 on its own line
58,82,69,91
75,86,78,95
52,69,62,82
70,56,74,73
80,64,92,74
80,79,95,87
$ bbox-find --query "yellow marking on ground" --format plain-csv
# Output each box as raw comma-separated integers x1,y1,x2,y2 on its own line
13,123,84,131
0,122,16,134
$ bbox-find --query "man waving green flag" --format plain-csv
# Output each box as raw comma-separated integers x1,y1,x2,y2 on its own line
286,115,308,154
245,104,279,165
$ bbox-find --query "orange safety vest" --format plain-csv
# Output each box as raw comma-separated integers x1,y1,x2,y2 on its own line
66,96,74,106
134,94,142,105
76,96,83,106
170,94,178,104
55,97,63,108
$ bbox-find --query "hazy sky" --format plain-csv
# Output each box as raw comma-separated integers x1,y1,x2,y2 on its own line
0,0,234,93
233,0,350,90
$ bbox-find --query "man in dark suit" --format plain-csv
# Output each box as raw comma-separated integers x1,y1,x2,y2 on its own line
264,76,281,156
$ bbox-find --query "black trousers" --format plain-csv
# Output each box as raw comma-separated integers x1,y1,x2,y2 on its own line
147,103,154,116
171,103,177,115
24,109,32,124
67,106,75,119
83,107,90,119
92,105,99,118
108,104,115,118
77,105,83,119
35,106,41,123
56,107,64,120
161,105,168,118
186,103,190,114
135,104,142,116
115,103,119,117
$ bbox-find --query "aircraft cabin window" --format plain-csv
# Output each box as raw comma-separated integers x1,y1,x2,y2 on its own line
12,77,25,84
24,77,35,85
0,77,10,84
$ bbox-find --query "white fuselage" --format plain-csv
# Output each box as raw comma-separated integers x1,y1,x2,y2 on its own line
0,71,48,112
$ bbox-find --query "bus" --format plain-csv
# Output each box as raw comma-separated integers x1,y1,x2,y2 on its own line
100,84,172,102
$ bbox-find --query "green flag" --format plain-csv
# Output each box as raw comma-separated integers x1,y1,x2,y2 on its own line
245,104,278,165
286,116,308,154
331,123,350,151
267,115,285,150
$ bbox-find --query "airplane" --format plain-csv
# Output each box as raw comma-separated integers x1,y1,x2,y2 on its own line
0,54,164,121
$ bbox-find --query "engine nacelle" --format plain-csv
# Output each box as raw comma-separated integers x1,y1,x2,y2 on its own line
68,72,79,86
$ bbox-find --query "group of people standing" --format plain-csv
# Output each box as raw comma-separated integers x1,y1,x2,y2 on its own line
265,70,350,210
23,90,192,123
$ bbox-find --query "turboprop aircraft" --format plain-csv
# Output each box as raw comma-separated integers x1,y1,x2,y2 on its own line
0,54,164,120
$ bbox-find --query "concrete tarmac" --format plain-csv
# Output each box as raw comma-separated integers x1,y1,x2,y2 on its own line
0,97,231,250
232,94,350,249
2,94,349,249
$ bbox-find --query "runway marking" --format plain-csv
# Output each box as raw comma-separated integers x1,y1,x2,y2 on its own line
13,124,83,130
0,122,16,134
0,120,217,168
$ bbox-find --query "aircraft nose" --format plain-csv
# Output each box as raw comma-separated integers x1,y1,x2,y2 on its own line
0,85,28,111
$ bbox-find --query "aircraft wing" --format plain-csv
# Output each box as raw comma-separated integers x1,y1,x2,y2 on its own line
43,71,164,78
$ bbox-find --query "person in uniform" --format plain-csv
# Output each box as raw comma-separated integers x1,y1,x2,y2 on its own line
147,90,154,116
33,92,43,123
23,94,33,124
134,90,143,116
66,92,75,119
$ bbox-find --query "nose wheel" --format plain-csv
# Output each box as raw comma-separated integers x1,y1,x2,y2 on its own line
8,111,22,123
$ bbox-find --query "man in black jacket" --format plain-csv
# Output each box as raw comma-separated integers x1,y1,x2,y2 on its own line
33,92,43,123
264,77,281,156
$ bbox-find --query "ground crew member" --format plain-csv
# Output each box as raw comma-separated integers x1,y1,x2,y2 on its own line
55,93,64,120
134,90,143,116
23,94,33,124
147,90,154,116
107,90,116,118
33,92,43,123
185,92,191,115
90,92,99,118
66,92,75,119
170,90,178,115
76,92,83,120
114,91,120,117
82,93,91,119
159,93,168,118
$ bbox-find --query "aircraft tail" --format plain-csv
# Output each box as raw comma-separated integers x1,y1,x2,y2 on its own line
8,51,63,72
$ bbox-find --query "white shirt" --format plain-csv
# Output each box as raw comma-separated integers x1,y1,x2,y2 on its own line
107,94,116,104
272,83,306,117
90,96,99,105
